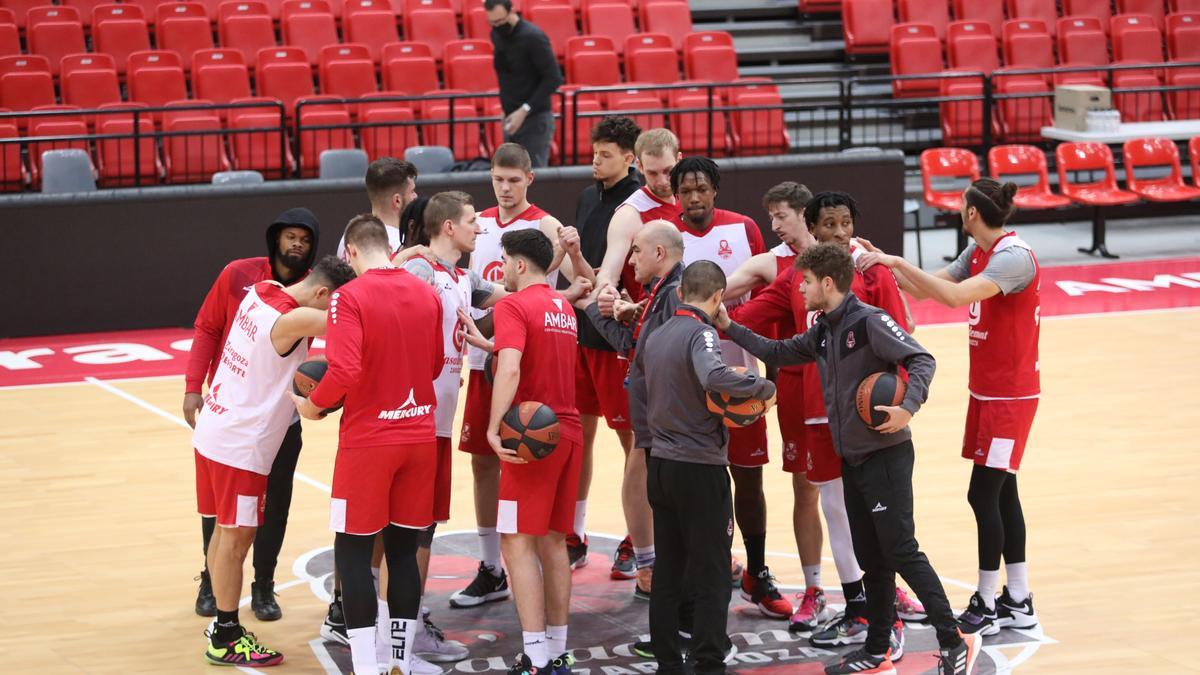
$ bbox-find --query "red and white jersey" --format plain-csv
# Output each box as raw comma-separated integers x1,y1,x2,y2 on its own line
621,186,682,224
193,283,307,475
677,208,766,368
467,204,554,370
431,261,474,438
968,233,1041,399
770,242,797,277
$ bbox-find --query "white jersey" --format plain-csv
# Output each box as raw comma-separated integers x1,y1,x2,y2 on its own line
466,203,556,370
431,261,473,438
337,225,403,262
193,283,308,475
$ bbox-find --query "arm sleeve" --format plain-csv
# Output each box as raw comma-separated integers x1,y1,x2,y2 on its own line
468,269,497,308
944,244,975,281
184,267,232,393
866,267,910,326
309,291,361,409
584,302,634,354
864,316,936,415
491,299,528,354
527,34,563,114
729,268,795,335
981,247,1037,295
690,328,777,399
724,321,820,367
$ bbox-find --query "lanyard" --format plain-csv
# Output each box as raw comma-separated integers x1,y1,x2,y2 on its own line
673,307,707,323
631,275,670,346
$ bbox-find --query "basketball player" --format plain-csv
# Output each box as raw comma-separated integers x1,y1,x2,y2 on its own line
857,179,1040,636
477,228,585,675
595,128,683,588
292,215,444,675
336,158,418,260
184,207,319,621
195,255,353,666
717,243,980,675
667,156,791,620
452,143,594,609
569,115,643,571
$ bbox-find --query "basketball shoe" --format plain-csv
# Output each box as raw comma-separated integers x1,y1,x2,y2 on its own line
740,568,794,619
789,587,834,633
547,652,574,674
810,612,869,647
938,630,981,675
414,607,468,662
449,562,511,608
822,648,895,675
566,534,588,570
995,587,1038,629
611,535,636,579
320,597,349,645
505,653,543,674
205,626,284,667
957,592,1000,636
194,569,216,617
890,620,905,661
894,586,926,621
634,566,652,600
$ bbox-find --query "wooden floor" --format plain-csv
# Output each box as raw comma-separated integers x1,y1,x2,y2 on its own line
2,308,1198,674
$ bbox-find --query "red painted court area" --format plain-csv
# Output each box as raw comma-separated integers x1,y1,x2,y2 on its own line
3,256,1199,387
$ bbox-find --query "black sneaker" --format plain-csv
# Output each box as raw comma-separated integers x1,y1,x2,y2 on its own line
250,580,281,621
938,632,981,675
995,586,1038,629
956,592,999,636
319,599,349,645
194,569,216,617
823,648,895,675
566,534,588,570
547,652,574,674
506,653,542,675
631,640,654,659
449,562,512,608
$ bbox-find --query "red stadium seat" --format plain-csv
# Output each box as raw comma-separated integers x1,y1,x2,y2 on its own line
282,0,339,65
95,101,160,186
897,0,948,41
526,3,578,61
890,23,944,98
1166,13,1200,61
381,42,439,98
994,74,1053,142
626,33,680,86
123,0,176,20
2,0,48,26
193,49,253,112
566,35,620,85
987,145,1071,208
1123,136,1200,200
585,3,636,55
799,0,841,11
1112,14,1164,63
444,40,499,99
156,2,215,72
947,21,999,74
0,107,28,190
92,4,152,76
1006,0,1058,36
1191,136,1200,185
28,105,91,186
463,5,491,40
668,84,729,155
297,95,354,176
26,6,87,78
1056,16,1109,86
938,75,994,147
61,53,122,113
609,87,665,131
0,55,56,122
1063,0,1112,34
1113,65,1165,122
1002,20,1053,72
920,147,980,211
257,47,316,117
444,38,493,61
1176,0,1200,11
360,93,420,161
1166,69,1200,120
127,51,189,121
954,0,1004,37
551,88,601,165
344,6,401,63
404,6,460,62
1055,141,1139,206
419,90,483,159
841,0,894,55
62,0,110,28
641,0,692,51
227,95,294,176
729,81,788,156
319,44,379,100
683,31,737,81
1116,0,1165,30
219,2,277,66
162,100,231,183
0,9,18,58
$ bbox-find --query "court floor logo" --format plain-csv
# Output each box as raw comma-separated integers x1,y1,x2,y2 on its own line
293,533,1055,674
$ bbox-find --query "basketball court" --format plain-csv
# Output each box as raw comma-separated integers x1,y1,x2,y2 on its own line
2,255,1198,674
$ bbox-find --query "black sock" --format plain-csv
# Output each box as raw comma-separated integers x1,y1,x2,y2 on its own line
842,579,867,618
214,609,241,643
201,516,216,559
744,533,766,576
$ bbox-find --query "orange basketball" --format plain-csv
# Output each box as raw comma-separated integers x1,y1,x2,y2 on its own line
292,355,343,414
856,372,906,427
706,366,775,428
499,401,560,461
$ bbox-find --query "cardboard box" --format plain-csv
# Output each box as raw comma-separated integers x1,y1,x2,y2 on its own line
1054,85,1113,131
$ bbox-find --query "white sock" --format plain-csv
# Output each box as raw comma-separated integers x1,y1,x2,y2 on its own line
803,564,822,589
391,617,418,671
347,626,377,675
633,545,655,568
478,526,502,572
573,500,587,538
977,569,1000,610
546,624,568,658
371,566,381,595
523,630,548,668
819,479,863,585
1005,562,1030,602
374,599,390,667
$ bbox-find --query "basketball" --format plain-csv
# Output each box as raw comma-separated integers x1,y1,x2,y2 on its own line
292,355,343,414
706,366,774,428
499,401,560,461
856,372,907,427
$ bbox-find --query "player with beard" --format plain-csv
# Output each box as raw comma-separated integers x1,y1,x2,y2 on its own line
336,158,419,259
184,208,319,622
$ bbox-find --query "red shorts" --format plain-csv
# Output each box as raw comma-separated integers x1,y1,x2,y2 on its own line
330,442,437,535
728,416,769,468
804,424,842,484
195,450,267,528
434,437,452,522
575,346,631,431
459,369,494,455
962,396,1038,473
497,438,583,536
776,370,807,474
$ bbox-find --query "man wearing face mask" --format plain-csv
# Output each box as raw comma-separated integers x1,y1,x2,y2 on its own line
486,0,563,168
183,208,320,622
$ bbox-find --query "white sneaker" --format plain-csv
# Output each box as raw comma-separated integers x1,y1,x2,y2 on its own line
414,610,468,663
409,654,446,674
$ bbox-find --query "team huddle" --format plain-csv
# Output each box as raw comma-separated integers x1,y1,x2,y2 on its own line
185,117,1041,675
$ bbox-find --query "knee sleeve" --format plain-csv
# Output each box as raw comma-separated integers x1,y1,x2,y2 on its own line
818,480,863,585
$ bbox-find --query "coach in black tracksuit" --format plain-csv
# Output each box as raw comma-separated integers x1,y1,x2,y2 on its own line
717,244,973,675
639,261,777,675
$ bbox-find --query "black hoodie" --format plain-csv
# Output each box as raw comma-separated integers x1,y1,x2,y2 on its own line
265,207,320,284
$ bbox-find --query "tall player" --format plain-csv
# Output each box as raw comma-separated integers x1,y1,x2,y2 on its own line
195,255,353,666
293,215,444,675
184,207,319,621
858,179,1040,636
336,158,418,259
452,143,593,609
667,156,792,619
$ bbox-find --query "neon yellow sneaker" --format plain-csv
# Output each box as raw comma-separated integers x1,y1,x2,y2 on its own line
205,628,285,667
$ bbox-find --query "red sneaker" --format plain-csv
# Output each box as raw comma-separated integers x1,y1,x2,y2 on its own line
739,567,794,619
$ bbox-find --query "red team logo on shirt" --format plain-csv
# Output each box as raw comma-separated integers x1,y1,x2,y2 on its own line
483,261,505,283
717,239,733,259
452,318,467,352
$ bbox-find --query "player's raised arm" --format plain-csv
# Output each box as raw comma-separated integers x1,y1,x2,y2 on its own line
270,257,356,355
596,205,642,291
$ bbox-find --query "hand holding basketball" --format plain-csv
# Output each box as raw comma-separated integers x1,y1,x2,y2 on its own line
872,405,911,433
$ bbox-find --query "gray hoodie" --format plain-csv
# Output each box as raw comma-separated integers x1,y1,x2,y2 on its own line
640,304,777,466
725,292,935,466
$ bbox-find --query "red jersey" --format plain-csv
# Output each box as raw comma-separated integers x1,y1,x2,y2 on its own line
968,233,1041,399
492,283,583,443
186,257,275,393
310,268,444,449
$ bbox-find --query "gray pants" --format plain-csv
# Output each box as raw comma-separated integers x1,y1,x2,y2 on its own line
504,109,554,167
